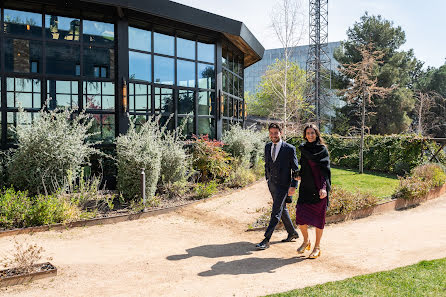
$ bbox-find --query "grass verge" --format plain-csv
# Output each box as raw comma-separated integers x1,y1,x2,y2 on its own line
265,258,446,297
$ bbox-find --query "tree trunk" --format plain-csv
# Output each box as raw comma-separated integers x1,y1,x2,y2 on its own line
417,93,423,136
360,93,366,174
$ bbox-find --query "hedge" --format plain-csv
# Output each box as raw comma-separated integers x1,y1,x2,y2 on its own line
287,134,446,175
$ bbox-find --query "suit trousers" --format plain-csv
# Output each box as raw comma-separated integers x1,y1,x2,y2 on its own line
264,181,296,240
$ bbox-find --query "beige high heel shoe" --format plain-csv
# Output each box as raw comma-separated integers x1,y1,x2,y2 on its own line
309,246,321,259
297,241,311,254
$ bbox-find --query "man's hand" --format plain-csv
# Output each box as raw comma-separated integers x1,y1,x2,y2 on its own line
319,189,327,199
288,187,296,196
295,176,301,181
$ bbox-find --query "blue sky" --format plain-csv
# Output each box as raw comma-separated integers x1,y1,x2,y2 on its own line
173,0,445,68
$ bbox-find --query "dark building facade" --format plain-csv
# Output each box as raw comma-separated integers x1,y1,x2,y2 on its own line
0,0,264,149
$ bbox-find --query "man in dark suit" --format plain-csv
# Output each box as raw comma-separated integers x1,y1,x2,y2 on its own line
256,123,299,250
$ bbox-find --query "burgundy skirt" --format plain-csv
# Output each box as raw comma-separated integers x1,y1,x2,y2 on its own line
295,198,327,229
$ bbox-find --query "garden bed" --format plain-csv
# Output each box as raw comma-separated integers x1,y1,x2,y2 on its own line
0,262,57,288
0,180,264,238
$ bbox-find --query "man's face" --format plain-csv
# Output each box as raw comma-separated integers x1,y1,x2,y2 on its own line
269,128,281,143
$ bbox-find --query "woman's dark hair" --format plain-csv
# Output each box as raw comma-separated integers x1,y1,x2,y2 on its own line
303,123,325,145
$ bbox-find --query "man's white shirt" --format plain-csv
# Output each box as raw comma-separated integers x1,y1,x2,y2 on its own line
271,139,282,162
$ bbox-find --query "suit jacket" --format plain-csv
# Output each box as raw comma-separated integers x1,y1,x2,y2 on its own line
264,141,299,189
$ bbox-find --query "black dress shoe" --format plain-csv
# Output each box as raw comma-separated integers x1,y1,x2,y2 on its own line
281,232,299,242
255,239,270,250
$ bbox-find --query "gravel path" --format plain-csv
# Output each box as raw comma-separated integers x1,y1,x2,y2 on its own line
1,180,446,297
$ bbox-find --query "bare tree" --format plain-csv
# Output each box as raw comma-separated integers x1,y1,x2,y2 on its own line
339,44,394,173
413,91,446,136
268,0,307,137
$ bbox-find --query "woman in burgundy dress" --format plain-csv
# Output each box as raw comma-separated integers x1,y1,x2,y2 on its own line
295,124,331,258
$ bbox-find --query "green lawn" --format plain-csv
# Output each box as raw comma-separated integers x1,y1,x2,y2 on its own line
265,258,446,297
331,167,399,198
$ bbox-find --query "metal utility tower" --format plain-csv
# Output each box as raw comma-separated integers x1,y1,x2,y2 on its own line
306,0,331,128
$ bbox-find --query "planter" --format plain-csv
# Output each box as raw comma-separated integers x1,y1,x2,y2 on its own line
0,262,57,288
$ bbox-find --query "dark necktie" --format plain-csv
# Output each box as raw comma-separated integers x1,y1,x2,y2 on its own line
272,143,277,162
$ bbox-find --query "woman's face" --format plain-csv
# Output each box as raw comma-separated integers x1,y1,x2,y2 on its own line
305,128,317,143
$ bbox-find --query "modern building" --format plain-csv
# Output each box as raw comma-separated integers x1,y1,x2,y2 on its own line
244,41,341,95
0,0,264,149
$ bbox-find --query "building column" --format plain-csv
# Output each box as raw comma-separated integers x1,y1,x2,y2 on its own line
115,12,129,136
216,38,223,140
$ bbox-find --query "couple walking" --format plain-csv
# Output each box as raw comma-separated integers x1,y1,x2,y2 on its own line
256,123,331,259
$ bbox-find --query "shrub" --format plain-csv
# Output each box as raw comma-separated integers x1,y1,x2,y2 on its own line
7,109,99,195
0,188,32,228
195,181,218,199
326,185,379,216
116,118,162,201
26,194,80,226
392,176,431,200
190,135,232,182
411,163,446,188
253,159,266,179
222,124,265,166
0,152,9,188
225,159,257,188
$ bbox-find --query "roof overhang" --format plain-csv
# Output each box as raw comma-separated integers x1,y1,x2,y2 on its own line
83,0,264,67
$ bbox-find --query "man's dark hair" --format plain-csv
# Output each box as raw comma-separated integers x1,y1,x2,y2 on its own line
268,123,282,132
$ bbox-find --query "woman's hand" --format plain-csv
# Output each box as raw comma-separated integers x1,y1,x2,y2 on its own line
319,189,327,199
288,187,296,196
294,176,301,181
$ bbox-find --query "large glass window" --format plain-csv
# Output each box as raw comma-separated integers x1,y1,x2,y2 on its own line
46,43,80,76
129,27,151,51
5,39,42,73
154,87,173,114
6,77,41,109
177,38,195,60
83,81,114,111
198,63,215,89
83,20,114,45
198,91,215,116
178,90,194,115
198,118,215,139
198,42,215,63
88,114,115,143
154,32,174,56
84,47,114,78
45,15,80,41
129,51,151,81
47,80,78,110
4,9,42,37
129,83,151,114
154,56,174,85
177,60,195,87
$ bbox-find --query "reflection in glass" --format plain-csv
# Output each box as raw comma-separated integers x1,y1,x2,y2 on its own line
6,77,41,108
198,91,215,116
178,90,194,115
83,20,114,44
4,9,42,37
154,88,173,114
222,52,228,68
198,42,215,63
179,116,194,137
5,39,42,73
45,15,80,41
47,80,78,110
177,38,195,60
129,83,151,113
129,51,151,81
83,81,115,111
198,117,215,139
228,97,234,117
88,114,115,143
46,43,80,76
7,112,39,142
198,63,215,89
223,70,228,92
154,32,174,56
129,27,151,51
154,56,174,85
177,60,195,87
84,47,114,78
129,114,147,132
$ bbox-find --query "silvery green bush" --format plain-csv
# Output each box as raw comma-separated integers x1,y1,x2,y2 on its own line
116,118,162,200
159,129,190,186
7,109,99,194
222,124,266,166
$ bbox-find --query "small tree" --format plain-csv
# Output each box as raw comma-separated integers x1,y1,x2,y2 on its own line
339,44,394,173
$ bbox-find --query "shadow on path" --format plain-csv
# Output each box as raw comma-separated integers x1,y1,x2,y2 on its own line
198,257,304,276
167,241,255,261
